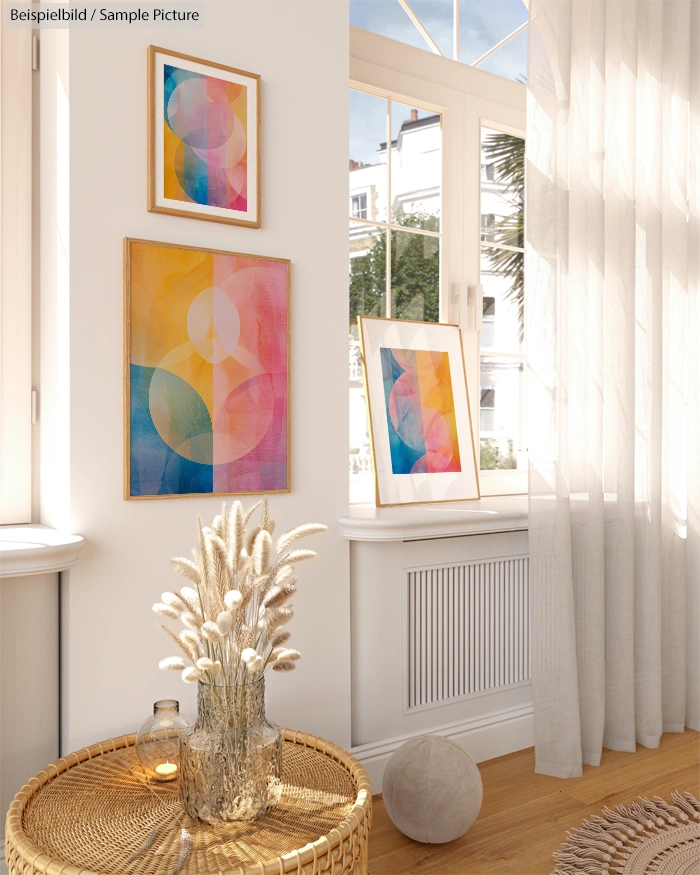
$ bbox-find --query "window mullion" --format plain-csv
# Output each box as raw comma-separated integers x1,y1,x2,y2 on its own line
453,0,460,61
386,99,392,318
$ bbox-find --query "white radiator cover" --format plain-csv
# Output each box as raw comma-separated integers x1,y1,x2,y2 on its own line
406,556,530,711
350,530,532,754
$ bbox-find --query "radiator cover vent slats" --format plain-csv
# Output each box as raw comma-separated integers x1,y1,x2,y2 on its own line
407,557,530,710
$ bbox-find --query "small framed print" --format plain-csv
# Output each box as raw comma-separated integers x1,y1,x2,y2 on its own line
125,238,289,499
148,46,260,228
358,316,480,507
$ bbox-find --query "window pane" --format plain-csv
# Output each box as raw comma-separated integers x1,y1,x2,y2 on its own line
460,0,529,67
481,127,524,247
391,230,440,322
476,27,528,83
405,0,453,56
350,0,428,52
349,341,373,502
349,222,386,503
481,126,524,348
481,247,523,353
350,90,388,223
479,356,525,471
390,101,441,228
350,223,387,326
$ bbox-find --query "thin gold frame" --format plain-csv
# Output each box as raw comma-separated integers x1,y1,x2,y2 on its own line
358,315,480,507
124,237,290,500
147,46,261,228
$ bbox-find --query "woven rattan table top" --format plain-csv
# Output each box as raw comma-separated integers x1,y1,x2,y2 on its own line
5,729,372,875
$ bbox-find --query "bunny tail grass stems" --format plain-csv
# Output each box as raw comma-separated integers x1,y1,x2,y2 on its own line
281,549,317,564
170,828,192,875
170,558,201,588
224,589,242,610
126,827,158,864
272,660,297,672
252,530,273,576
158,624,193,665
262,582,297,610
260,498,274,534
159,656,186,672
156,499,326,688
268,626,291,648
275,523,327,554
152,603,179,620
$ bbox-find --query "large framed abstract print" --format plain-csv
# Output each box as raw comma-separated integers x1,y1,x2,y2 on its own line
358,317,479,507
125,239,289,499
148,46,260,228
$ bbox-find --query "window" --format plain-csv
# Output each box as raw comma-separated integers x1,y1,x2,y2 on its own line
479,126,526,484
351,192,368,219
0,27,33,524
349,89,443,501
350,27,526,501
481,213,495,242
349,0,529,83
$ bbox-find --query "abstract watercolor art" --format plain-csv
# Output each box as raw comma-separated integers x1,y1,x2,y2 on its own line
125,239,289,499
380,348,462,475
358,317,479,506
149,47,260,227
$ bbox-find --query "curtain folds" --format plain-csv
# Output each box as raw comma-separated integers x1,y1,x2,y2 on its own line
526,0,699,779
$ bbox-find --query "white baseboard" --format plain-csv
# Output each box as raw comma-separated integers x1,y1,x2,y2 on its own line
350,701,534,791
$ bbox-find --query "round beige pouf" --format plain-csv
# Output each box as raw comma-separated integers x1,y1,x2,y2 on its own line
382,735,483,844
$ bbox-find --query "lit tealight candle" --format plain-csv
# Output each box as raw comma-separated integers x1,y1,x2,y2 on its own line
154,761,178,779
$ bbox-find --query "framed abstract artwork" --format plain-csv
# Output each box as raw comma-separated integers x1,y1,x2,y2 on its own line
148,46,260,228
124,238,289,499
358,317,479,507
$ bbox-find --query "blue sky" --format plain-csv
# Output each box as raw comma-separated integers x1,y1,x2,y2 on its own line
350,0,527,165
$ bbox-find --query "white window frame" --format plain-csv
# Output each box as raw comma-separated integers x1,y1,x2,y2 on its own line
350,26,526,498
0,23,32,524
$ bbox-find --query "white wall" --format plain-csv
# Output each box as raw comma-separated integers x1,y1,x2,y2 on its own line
45,0,351,752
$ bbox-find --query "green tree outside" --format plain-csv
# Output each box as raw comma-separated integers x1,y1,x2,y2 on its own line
349,210,439,326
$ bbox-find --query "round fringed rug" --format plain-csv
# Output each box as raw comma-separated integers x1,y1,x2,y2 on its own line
552,791,700,875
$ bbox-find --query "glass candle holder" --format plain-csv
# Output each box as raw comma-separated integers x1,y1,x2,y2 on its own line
135,699,191,782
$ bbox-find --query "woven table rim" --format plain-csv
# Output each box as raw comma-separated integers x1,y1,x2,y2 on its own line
5,728,372,875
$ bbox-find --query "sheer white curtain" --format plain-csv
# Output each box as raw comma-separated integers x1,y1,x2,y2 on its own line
526,0,700,778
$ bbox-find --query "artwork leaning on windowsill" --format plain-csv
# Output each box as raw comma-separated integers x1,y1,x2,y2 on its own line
124,238,290,500
358,316,479,507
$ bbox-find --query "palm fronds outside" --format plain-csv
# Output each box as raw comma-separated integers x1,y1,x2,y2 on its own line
482,132,525,340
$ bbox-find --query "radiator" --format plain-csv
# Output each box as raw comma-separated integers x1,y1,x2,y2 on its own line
406,556,530,710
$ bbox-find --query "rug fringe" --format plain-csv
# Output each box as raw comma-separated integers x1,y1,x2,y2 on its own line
551,792,700,875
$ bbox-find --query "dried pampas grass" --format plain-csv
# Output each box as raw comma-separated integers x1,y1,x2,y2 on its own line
154,500,325,688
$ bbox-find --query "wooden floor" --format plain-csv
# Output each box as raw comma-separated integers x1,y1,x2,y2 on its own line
368,729,700,875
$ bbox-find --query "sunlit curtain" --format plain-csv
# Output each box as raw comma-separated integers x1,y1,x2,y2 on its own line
526,0,700,778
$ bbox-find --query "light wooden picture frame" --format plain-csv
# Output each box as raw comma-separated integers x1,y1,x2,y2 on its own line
358,316,480,507
148,46,261,228
124,238,289,500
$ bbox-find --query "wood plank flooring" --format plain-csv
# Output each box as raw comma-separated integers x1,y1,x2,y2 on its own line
368,729,700,875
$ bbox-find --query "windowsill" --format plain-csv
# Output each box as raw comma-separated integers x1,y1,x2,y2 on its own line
339,494,528,542
0,525,84,578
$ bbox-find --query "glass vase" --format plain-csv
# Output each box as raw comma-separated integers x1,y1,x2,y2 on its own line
179,677,282,823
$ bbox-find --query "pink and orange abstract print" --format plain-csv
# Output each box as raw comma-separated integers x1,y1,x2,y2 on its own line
163,64,248,211
126,240,289,499
380,347,462,475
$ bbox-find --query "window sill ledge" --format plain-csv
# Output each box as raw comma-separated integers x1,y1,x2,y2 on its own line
0,525,84,578
339,495,528,542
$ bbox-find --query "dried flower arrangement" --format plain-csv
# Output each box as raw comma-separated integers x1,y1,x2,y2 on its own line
153,500,326,688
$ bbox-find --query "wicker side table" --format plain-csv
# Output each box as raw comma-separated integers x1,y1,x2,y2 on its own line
5,729,372,875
